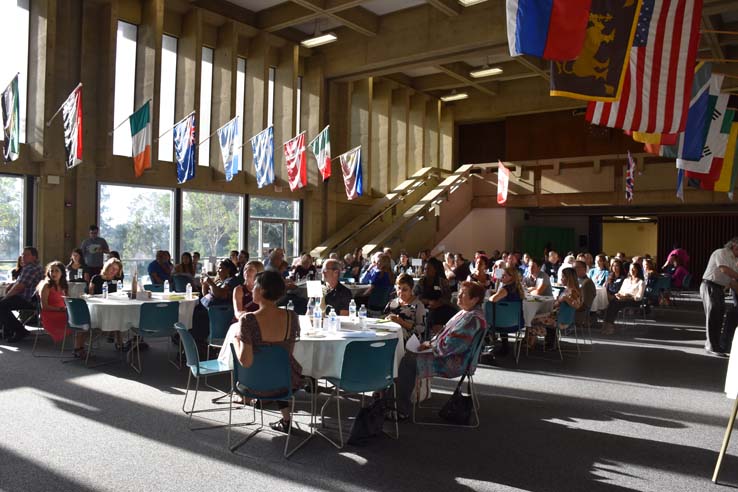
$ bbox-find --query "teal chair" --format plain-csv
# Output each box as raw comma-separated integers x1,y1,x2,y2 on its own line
172,274,191,293
143,283,164,293
129,301,180,373
207,304,234,360
554,302,578,360
63,297,95,366
485,300,524,364
228,344,314,458
318,338,399,448
175,323,232,429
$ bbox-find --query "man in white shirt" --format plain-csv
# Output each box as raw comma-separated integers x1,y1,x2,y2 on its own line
524,259,552,296
701,238,738,356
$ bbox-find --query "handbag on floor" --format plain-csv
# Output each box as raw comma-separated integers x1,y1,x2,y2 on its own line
438,374,473,425
348,398,386,445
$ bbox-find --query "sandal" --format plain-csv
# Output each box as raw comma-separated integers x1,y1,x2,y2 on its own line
269,418,291,434
73,347,88,359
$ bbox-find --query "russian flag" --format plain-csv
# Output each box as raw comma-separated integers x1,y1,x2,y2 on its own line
506,0,591,60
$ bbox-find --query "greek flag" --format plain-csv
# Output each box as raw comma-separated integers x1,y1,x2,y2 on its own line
251,126,274,188
217,116,240,182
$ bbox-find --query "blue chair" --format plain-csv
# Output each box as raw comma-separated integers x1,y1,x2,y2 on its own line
413,326,487,427
129,301,180,373
172,274,192,293
484,300,524,364
228,344,313,458
63,297,95,366
143,284,164,293
207,304,234,360
554,302,577,360
318,338,399,448
175,323,232,429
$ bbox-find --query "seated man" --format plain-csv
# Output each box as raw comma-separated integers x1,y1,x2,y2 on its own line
321,259,351,315
0,247,44,342
524,259,553,296
575,260,596,326
148,250,172,284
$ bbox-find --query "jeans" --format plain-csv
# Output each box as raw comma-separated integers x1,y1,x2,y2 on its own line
0,295,34,337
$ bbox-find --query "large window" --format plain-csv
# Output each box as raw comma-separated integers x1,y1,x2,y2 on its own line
0,175,25,278
248,197,299,261
267,66,275,127
158,34,177,162
0,1,29,144
181,191,244,259
113,21,138,157
295,75,302,135
98,183,174,281
199,46,213,166
236,57,246,171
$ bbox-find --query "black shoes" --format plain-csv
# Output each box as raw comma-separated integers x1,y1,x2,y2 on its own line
269,418,291,433
7,328,28,343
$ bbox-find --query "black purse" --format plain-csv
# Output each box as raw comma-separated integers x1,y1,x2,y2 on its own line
348,398,387,445
438,374,473,425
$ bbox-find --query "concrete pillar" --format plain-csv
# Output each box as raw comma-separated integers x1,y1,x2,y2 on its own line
424,99,439,168
325,79,351,239
273,44,298,184
408,92,427,176
211,21,237,179
175,9,201,125
350,78,371,195
27,0,55,161
371,81,391,195
134,0,163,171
439,102,454,171
391,87,410,188
243,33,269,186
301,57,325,247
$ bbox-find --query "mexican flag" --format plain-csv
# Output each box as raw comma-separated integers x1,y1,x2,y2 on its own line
130,101,151,177
308,125,331,181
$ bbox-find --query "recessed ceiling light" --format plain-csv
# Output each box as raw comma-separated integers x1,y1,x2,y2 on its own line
440,91,469,102
469,66,503,78
301,33,337,48
458,0,488,6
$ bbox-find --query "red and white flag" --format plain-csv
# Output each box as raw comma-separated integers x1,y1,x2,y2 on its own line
586,0,703,134
497,161,510,205
62,85,83,169
284,131,307,191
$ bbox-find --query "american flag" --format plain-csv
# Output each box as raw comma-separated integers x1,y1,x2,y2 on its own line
625,151,636,202
586,0,703,134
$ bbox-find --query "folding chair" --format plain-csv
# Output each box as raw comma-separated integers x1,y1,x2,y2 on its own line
206,304,234,360
484,300,524,364
63,297,106,367
554,303,578,359
143,284,164,293
129,301,180,373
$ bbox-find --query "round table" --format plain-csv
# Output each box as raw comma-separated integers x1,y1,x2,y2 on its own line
217,315,404,379
67,282,87,298
523,296,556,326
83,293,199,332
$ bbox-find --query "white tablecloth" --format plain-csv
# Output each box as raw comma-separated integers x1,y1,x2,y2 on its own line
523,296,556,327
591,287,609,311
218,315,404,379
84,293,199,332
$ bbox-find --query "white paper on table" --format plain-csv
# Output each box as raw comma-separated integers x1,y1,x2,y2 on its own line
411,258,422,267
406,334,432,353
307,280,324,298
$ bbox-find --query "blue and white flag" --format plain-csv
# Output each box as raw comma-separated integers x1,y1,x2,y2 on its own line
251,126,274,188
339,146,363,200
174,112,196,184
217,116,240,182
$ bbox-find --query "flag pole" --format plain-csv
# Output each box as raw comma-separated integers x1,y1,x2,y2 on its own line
333,145,361,161
155,110,195,142
283,130,306,147
107,98,152,136
46,82,82,127
247,125,273,143
199,116,238,146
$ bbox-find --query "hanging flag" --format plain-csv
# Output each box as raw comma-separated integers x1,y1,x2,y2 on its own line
174,112,196,184
676,168,684,201
62,85,83,169
497,161,510,205
684,104,734,190
216,116,240,182
1,74,19,162
506,0,591,60
625,152,635,202
251,126,274,189
129,101,151,177
550,0,642,102
308,125,331,181
339,146,363,200
284,131,307,191
586,0,703,134
715,96,738,193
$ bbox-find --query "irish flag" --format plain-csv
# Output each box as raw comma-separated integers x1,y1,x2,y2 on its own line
130,101,151,177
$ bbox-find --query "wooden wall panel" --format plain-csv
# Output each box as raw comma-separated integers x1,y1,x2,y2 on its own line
457,121,505,165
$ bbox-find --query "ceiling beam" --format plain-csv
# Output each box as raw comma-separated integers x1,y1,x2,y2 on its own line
514,55,550,81
257,3,317,32
289,0,379,36
191,0,256,26
426,0,462,16
436,62,498,96
701,16,725,60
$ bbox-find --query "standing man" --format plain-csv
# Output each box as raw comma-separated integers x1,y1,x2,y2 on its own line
701,238,738,356
80,224,109,277
0,247,44,342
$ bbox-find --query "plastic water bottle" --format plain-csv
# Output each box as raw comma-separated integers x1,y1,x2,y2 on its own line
313,302,322,331
358,304,368,331
116,280,123,293
286,300,294,311
329,308,338,332
186,282,192,300
163,280,170,293
306,298,315,318
348,299,357,321
102,282,108,299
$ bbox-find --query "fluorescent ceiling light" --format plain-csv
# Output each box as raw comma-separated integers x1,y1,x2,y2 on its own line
301,33,337,48
458,0,488,6
440,91,469,102
469,66,503,78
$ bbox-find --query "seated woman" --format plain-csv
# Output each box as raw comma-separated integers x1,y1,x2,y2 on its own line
290,253,317,280
557,255,577,282
200,259,240,307
414,257,450,305
363,254,394,300
588,254,609,287
394,251,412,277
384,273,427,342
233,260,265,320
667,255,689,289
106,251,124,282
601,263,646,334
36,261,84,356
490,266,526,354
605,259,626,301
526,267,582,349
443,252,457,292
67,248,88,283
233,271,302,432
395,281,486,418
173,251,197,289
467,255,492,293
88,258,122,295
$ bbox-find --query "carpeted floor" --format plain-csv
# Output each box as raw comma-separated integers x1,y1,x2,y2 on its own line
1,302,737,492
